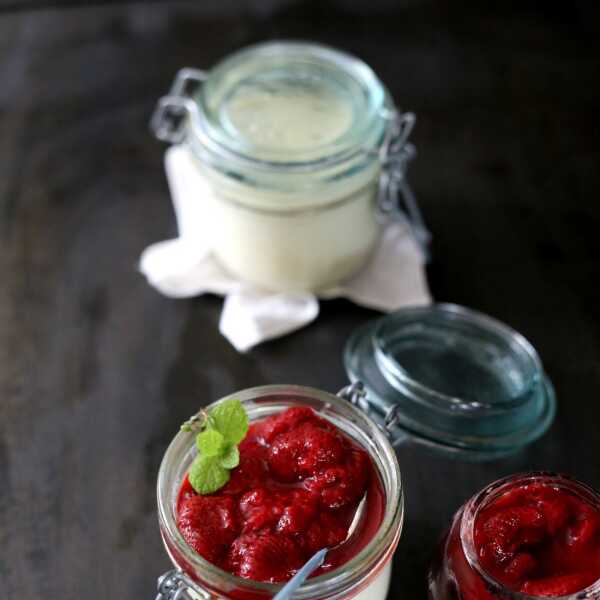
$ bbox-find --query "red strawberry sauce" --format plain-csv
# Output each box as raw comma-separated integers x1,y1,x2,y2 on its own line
473,482,600,596
176,407,385,583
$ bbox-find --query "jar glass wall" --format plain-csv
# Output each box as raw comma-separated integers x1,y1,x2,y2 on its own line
157,385,404,600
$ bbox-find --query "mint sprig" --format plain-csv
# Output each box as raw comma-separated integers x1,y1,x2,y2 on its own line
182,399,249,495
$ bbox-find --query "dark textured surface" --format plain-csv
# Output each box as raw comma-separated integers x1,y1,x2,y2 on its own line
1,2,599,598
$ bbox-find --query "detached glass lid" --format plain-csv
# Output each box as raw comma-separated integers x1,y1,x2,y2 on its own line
344,304,556,460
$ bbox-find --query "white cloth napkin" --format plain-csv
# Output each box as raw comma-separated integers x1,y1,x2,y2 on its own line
140,146,431,352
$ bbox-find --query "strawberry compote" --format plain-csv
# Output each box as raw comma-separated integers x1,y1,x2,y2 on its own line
428,473,600,599
176,407,384,583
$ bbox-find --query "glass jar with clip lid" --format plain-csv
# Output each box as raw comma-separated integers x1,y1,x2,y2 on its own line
150,41,429,293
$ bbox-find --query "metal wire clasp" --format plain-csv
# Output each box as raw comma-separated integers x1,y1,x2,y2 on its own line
337,381,370,413
384,404,403,432
338,381,409,445
150,68,207,144
156,569,210,600
377,111,431,258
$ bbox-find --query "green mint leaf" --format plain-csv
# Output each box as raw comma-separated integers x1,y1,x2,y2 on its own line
209,399,249,446
220,445,240,469
196,429,225,457
188,454,230,495
184,399,248,494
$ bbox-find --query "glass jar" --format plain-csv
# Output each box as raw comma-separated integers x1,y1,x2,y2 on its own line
428,472,600,600
151,41,428,292
155,384,403,599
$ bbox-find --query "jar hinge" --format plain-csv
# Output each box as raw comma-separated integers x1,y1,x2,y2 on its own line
150,68,207,144
338,382,410,445
155,569,211,600
378,111,431,259
337,381,370,413
384,404,403,432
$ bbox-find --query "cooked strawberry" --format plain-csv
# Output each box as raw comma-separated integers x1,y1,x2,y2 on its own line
227,532,304,582
268,421,345,482
177,495,239,563
521,573,597,597
304,448,369,510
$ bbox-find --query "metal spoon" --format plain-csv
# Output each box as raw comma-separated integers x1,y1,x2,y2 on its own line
272,493,368,600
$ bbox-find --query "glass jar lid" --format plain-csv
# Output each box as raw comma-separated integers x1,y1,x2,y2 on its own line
196,41,389,166
344,304,556,460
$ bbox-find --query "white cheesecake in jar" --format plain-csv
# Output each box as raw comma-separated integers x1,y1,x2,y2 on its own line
152,42,419,292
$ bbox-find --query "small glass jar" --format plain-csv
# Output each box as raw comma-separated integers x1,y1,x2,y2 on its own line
155,384,403,600
151,41,428,292
428,472,600,600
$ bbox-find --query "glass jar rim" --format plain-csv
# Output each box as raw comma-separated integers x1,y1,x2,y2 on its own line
192,41,390,169
156,384,404,599
459,472,600,600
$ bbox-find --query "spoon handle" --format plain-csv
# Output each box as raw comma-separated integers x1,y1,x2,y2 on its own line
272,548,328,600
